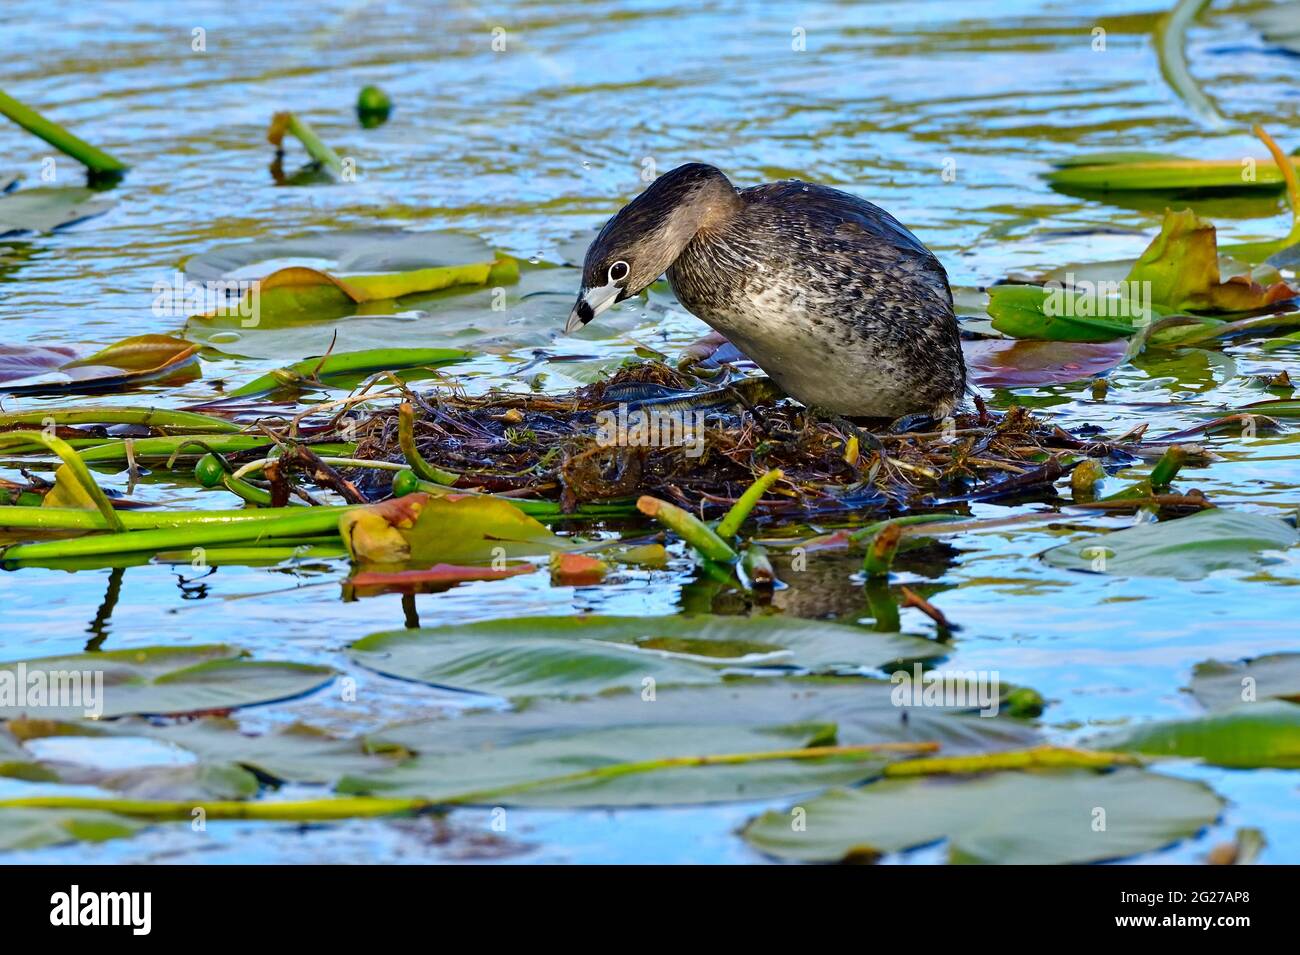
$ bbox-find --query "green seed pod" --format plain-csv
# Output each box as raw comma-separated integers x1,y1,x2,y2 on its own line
194,453,226,488
390,468,420,498
356,86,392,128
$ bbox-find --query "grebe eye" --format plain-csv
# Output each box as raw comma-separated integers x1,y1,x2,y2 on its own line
608,261,629,283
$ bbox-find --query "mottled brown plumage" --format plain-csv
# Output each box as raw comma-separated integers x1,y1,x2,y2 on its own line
568,163,966,418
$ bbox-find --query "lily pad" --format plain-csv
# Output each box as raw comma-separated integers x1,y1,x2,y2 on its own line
1041,509,1299,579
184,230,495,282
1045,153,1300,192
0,187,114,236
186,261,647,360
990,210,1299,343
0,645,334,719
348,615,945,699
0,336,200,397
180,229,574,358
1191,654,1300,711
1096,701,1300,769
1255,2,1300,55
0,344,79,384
0,808,141,851
339,678,1039,806
742,768,1222,864
986,284,1137,342
367,677,1040,757
109,717,395,786
344,721,873,806
339,493,567,566
964,336,1129,387
54,760,261,802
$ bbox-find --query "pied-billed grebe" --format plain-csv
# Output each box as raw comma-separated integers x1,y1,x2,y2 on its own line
566,163,966,419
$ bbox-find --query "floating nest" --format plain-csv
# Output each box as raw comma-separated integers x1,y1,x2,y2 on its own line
347,360,1136,521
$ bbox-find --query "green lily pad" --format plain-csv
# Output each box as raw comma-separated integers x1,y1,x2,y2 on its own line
1096,701,1300,769
987,284,1138,342
339,678,1039,806
1041,509,1299,579
1191,654,1300,711
742,768,1222,864
348,615,945,699
0,645,334,719
1045,153,1300,192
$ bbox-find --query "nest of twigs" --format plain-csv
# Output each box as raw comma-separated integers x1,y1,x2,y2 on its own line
345,360,1120,521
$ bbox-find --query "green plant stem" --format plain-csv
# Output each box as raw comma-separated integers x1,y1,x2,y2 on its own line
79,434,274,465
0,510,351,562
715,468,782,539
269,112,344,176
883,746,1139,778
1147,444,1191,489
848,513,961,545
1154,0,1225,130
741,544,778,588
637,495,737,562
864,579,901,632
0,90,129,173
862,522,902,577
0,433,122,532
398,403,459,485
1254,124,1300,248
0,408,237,433
1071,459,1106,501
219,473,273,506
0,795,422,822
0,505,352,531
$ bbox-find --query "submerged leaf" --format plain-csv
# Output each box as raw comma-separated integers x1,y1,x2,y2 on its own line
348,562,536,590
964,336,1129,387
